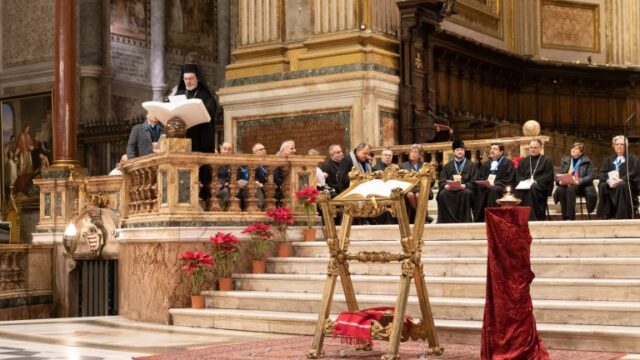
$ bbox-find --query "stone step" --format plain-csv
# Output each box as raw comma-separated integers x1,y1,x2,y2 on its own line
293,238,640,258
233,274,640,302
266,257,640,279
205,291,640,327
340,220,640,241
169,308,640,353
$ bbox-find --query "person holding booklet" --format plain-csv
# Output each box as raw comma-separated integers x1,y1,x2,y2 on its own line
515,139,554,221
400,144,426,212
552,142,597,220
437,139,477,223
596,135,640,219
473,143,515,222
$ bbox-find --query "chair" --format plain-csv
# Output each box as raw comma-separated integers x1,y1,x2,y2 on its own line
577,196,591,220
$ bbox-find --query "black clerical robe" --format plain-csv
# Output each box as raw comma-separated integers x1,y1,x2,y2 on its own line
320,159,341,193
515,155,554,221
553,155,597,220
596,154,640,219
437,158,477,223
473,156,515,222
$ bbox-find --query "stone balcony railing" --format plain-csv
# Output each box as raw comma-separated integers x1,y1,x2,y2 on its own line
34,151,324,230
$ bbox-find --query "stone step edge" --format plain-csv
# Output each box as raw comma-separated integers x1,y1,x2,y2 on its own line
293,238,640,245
233,273,640,286
266,257,640,264
202,291,640,312
168,308,640,337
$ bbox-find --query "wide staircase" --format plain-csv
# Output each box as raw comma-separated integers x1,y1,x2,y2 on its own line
170,220,640,353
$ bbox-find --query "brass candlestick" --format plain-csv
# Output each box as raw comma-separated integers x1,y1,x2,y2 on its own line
497,186,521,207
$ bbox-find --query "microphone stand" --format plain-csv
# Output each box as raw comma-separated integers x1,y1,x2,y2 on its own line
623,112,636,219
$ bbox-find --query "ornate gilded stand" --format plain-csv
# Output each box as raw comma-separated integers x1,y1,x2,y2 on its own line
307,165,443,360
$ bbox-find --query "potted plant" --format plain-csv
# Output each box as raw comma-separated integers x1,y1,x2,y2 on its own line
178,250,214,308
242,223,275,273
266,206,294,257
295,186,320,241
210,232,241,291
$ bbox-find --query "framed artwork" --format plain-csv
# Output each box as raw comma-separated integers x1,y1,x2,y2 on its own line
1,93,53,201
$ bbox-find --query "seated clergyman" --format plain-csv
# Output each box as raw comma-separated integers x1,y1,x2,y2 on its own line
473,143,515,222
437,139,477,223
515,139,554,221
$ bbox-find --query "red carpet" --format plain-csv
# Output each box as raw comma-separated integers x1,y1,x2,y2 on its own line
135,336,626,360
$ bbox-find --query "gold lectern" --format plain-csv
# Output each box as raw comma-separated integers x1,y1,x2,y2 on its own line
307,164,443,360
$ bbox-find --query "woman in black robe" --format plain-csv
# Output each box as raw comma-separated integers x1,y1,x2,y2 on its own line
553,142,597,220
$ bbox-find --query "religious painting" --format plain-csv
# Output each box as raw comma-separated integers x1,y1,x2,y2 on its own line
110,0,147,40
1,93,53,201
167,0,217,58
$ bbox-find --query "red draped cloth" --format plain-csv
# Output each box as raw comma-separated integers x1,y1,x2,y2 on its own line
481,207,549,360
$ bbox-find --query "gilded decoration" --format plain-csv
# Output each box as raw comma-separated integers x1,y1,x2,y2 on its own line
541,0,600,52
447,0,503,39
2,0,54,68
308,163,443,359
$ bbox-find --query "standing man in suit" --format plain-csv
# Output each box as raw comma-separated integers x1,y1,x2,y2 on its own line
126,112,163,159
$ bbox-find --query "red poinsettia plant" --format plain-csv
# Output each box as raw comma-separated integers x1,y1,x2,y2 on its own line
295,186,320,228
242,223,275,260
266,206,294,242
210,232,241,278
178,251,215,295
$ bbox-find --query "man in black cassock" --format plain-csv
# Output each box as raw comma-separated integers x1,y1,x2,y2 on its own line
473,143,515,222
437,139,477,223
596,135,640,219
515,139,554,221
320,144,344,196
174,63,218,201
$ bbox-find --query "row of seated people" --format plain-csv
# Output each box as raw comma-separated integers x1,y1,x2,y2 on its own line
326,137,640,224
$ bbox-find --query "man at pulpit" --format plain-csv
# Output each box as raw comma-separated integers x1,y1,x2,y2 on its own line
437,140,477,223
473,143,515,222
174,63,217,201
515,139,554,221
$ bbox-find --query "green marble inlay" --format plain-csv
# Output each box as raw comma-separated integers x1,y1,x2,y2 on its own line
161,171,168,204
41,169,71,179
44,193,51,217
236,110,351,150
178,170,190,204
55,192,62,216
226,63,399,87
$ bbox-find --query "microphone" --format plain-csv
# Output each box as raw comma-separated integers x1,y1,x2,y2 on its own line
622,112,636,219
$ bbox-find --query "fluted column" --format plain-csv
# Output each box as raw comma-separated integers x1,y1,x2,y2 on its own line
53,0,78,166
512,0,539,57
606,0,640,65
150,0,166,101
239,0,283,46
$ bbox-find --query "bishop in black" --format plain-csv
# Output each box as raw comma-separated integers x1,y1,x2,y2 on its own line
515,139,554,221
596,135,640,219
473,143,515,222
437,139,477,223
174,63,218,200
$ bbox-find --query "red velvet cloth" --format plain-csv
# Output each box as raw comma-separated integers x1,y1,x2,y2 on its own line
481,207,549,360
333,306,412,345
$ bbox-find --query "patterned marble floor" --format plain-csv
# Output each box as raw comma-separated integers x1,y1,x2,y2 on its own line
0,316,289,360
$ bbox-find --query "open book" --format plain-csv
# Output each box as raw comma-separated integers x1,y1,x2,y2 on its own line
142,98,211,129
341,179,414,199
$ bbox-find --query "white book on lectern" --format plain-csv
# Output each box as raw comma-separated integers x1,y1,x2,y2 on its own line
342,179,413,199
142,98,210,129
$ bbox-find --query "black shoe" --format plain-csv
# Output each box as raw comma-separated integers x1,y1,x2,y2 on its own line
427,216,434,224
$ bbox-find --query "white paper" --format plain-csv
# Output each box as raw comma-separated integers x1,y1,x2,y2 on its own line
487,174,496,185
168,95,187,103
608,170,620,181
516,179,534,190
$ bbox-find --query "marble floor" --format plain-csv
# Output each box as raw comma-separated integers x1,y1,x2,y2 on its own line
0,316,289,360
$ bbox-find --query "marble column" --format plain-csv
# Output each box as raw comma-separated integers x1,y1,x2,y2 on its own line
151,0,167,101
53,0,78,166
217,0,230,89
606,0,640,65
79,0,105,125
